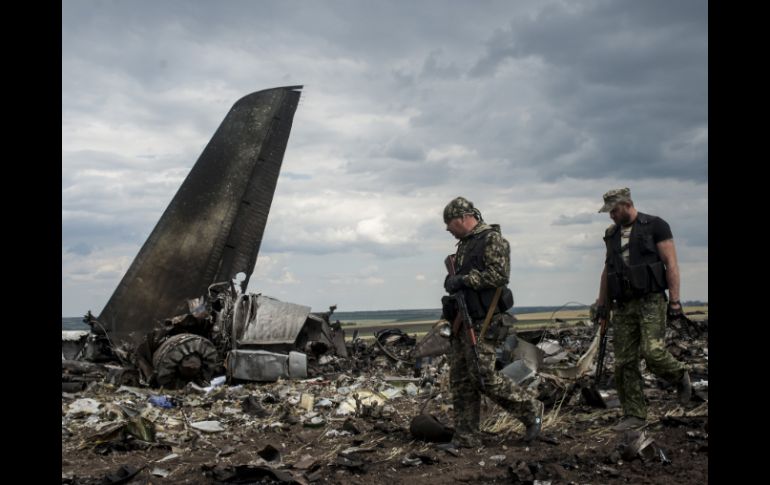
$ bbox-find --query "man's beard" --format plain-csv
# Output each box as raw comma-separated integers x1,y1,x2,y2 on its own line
618,213,633,226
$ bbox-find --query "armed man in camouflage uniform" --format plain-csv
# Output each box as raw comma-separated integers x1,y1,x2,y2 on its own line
594,188,692,432
441,196,544,448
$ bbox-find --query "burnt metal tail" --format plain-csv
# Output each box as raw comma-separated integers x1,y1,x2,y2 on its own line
98,86,302,345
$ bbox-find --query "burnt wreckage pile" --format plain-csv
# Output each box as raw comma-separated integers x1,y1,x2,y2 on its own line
62,313,708,484
63,290,424,391
64,288,349,389
63,301,709,408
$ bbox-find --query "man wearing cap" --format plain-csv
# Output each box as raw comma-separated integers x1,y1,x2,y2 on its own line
442,196,544,448
594,188,692,432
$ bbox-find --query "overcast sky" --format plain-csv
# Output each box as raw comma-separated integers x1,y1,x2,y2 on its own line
62,0,708,316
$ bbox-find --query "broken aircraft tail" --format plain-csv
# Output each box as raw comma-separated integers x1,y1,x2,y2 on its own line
98,86,303,345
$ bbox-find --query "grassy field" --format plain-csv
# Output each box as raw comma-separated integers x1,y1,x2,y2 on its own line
342,305,708,340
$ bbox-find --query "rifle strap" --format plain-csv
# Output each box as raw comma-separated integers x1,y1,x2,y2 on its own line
478,287,503,341
452,313,462,336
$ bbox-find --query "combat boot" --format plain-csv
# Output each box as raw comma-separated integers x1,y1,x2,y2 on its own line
523,401,543,442
677,371,692,405
451,432,482,449
612,416,646,431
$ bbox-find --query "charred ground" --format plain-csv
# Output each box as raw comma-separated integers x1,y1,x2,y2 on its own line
62,314,708,484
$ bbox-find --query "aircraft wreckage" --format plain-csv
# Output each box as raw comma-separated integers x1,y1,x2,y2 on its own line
65,85,353,388
63,86,706,402
98,85,303,346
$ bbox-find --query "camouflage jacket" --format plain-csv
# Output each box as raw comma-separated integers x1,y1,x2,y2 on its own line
455,222,510,290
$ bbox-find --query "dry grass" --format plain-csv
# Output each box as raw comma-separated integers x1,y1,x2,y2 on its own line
516,309,590,321
346,304,707,341
481,404,575,437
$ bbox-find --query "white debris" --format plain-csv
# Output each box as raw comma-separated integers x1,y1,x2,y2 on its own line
336,401,356,416
299,393,314,411
156,453,179,463
318,355,334,365
66,398,102,417
537,339,562,355
191,420,225,433
335,390,388,416
379,387,401,399
196,375,227,394
151,468,170,477
692,379,708,391
305,416,325,427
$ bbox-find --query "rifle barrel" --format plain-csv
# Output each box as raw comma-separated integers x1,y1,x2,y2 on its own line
445,253,484,389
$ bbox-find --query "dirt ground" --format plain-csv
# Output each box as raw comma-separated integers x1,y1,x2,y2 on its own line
62,379,707,484
62,316,708,484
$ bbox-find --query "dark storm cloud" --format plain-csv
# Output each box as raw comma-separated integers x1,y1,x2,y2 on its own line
342,156,451,193
467,0,707,182
62,1,708,314
384,138,427,162
64,0,706,195
421,50,462,80
471,1,706,82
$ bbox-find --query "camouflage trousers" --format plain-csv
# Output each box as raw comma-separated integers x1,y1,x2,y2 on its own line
612,292,688,419
449,319,540,436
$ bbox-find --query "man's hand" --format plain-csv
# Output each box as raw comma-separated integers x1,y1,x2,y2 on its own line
595,305,609,322
444,275,466,293
667,300,683,319
594,305,609,335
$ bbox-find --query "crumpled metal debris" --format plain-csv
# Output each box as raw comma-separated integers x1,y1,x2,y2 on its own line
68,288,351,389
153,333,219,388
620,430,671,464
412,320,451,359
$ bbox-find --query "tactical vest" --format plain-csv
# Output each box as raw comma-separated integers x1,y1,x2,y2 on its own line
457,225,514,319
604,212,668,302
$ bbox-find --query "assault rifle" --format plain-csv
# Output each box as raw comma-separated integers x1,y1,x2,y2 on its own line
445,254,484,389
580,304,611,408
594,305,610,385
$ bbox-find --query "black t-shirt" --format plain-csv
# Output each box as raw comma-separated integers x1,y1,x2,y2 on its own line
649,215,674,244
604,213,673,264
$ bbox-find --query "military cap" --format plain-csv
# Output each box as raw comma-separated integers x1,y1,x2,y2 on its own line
443,196,477,223
598,187,632,213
